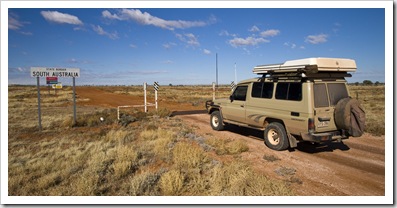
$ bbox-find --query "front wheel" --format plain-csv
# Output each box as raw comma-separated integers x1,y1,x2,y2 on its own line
264,122,289,151
210,111,224,131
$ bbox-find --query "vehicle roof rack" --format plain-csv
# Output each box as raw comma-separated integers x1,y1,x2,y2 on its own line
253,57,357,75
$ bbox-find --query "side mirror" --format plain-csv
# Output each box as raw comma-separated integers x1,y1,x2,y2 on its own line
229,95,234,102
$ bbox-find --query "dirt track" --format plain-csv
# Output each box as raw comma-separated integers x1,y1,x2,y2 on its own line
76,87,385,196
178,113,385,196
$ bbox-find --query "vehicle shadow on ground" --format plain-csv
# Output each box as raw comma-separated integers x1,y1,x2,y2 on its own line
294,141,350,153
224,125,351,154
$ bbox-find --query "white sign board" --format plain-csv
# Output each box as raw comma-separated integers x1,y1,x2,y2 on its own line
31,67,80,78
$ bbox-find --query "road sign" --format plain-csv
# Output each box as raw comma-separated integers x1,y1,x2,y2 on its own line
231,81,236,91
52,83,63,89
46,76,58,84
31,67,80,78
154,82,160,91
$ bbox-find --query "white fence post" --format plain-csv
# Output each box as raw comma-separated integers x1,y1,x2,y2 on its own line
144,82,147,112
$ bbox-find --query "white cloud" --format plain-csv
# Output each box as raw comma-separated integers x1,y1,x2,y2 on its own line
260,29,280,37
229,36,268,47
176,33,199,47
219,30,237,37
41,11,83,25
8,16,23,30
249,25,260,32
129,44,137,48
203,49,211,55
305,33,328,44
163,42,177,49
284,42,297,49
102,9,207,30
92,25,119,40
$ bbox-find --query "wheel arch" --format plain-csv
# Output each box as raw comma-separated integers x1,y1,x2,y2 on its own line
263,117,297,148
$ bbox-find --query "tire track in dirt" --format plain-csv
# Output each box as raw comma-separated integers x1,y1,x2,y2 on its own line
176,113,385,196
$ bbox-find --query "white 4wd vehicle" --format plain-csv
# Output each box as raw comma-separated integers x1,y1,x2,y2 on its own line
206,57,366,151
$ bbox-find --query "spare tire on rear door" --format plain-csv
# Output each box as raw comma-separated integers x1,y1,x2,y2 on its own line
334,97,366,137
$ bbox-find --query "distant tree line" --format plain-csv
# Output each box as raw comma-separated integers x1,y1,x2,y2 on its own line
350,80,384,86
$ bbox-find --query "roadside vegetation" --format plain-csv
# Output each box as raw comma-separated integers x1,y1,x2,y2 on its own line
8,84,384,196
8,86,292,196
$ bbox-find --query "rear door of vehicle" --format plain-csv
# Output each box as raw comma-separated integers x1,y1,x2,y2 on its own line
313,81,349,132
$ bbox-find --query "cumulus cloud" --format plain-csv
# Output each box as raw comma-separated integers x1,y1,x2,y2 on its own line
305,33,328,44
229,36,268,47
249,25,260,32
41,11,83,25
260,29,280,37
203,49,211,55
102,9,208,30
92,25,119,40
176,33,199,47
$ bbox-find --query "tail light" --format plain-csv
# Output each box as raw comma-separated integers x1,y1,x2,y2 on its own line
308,118,315,133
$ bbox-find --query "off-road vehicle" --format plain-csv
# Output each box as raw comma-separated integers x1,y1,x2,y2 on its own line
205,57,365,151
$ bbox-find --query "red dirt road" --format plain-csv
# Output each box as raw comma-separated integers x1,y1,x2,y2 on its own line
179,113,385,196
76,87,386,196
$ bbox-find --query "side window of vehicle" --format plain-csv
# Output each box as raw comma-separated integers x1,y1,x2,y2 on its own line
233,86,248,101
288,83,302,101
251,82,262,98
275,82,302,101
252,82,274,99
262,83,274,99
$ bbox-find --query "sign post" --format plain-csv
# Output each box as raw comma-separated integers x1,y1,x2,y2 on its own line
153,82,159,110
72,78,77,126
31,67,80,130
36,77,42,131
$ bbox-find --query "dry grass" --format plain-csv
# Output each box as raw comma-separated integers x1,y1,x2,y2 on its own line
8,84,385,197
348,85,385,136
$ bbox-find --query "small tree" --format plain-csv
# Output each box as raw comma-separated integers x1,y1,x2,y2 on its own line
363,80,373,86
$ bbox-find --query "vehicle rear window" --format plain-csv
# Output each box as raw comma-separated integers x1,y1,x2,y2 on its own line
251,82,273,99
314,83,348,107
328,83,349,106
275,82,302,101
314,83,329,107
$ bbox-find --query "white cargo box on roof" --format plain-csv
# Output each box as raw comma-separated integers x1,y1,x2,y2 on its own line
253,57,357,74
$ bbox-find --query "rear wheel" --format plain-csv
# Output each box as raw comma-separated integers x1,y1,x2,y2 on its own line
210,111,224,131
264,122,289,151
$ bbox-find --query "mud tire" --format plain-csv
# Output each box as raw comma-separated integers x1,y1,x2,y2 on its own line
264,122,289,151
210,111,225,131
334,97,366,137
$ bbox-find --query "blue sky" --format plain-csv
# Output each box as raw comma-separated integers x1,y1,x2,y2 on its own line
5,4,389,85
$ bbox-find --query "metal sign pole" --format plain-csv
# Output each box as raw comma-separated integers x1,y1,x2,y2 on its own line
72,77,77,126
144,82,147,112
36,77,42,131
212,82,215,101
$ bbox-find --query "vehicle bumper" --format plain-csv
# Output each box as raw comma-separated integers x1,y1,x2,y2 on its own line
300,130,349,143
